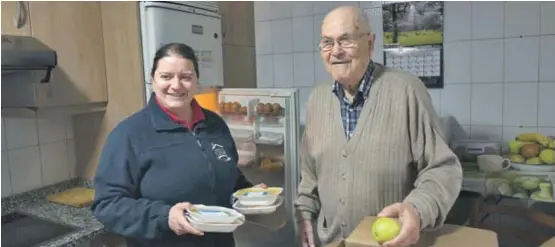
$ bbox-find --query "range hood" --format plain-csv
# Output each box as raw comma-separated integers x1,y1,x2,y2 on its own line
1,34,57,83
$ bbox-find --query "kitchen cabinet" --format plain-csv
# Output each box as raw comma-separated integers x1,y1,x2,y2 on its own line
1,1,31,36
1,1,108,109
28,2,108,108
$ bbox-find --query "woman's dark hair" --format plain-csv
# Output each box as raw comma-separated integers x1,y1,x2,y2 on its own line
150,43,199,78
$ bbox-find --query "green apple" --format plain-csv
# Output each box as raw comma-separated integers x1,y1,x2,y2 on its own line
372,217,401,243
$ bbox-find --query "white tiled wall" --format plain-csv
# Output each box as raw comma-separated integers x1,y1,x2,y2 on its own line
1,109,76,198
254,1,555,144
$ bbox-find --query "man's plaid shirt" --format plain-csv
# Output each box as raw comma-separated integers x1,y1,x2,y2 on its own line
331,62,375,139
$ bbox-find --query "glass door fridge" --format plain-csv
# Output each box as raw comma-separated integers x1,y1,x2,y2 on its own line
217,88,301,247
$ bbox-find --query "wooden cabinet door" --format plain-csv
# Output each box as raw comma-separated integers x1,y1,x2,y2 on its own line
28,2,108,107
1,1,31,36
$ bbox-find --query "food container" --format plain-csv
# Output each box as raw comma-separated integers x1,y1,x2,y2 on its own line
233,196,283,215
232,187,283,206
186,205,244,224
255,132,284,145
230,129,255,142
186,214,244,233
237,150,257,167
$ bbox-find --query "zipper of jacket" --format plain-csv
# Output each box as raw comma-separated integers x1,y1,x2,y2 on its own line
191,125,216,195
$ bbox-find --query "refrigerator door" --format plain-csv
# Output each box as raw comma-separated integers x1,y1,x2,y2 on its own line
139,1,224,102
218,88,301,247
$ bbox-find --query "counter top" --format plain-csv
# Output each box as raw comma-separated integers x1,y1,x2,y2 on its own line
1,179,106,247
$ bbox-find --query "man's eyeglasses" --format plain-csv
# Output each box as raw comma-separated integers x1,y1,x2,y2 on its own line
318,33,371,51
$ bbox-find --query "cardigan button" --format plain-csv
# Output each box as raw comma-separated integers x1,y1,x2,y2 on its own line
341,151,347,157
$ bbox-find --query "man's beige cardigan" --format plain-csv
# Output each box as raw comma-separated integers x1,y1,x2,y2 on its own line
294,63,463,244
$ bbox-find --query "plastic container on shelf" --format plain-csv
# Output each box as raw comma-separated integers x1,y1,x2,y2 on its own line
255,132,284,145
230,129,255,142
235,141,256,152
237,150,257,167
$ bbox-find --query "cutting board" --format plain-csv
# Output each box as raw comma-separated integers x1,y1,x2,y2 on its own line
46,187,95,208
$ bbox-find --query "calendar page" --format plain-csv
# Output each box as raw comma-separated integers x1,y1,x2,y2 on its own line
384,46,443,88
380,1,445,88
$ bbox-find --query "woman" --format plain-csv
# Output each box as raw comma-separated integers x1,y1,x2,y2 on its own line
92,43,263,247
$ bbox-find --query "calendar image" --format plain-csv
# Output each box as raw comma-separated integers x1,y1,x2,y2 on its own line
382,1,444,46
381,1,445,88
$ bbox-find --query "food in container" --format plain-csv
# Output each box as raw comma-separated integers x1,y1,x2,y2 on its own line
255,132,283,145
232,187,283,206
186,205,244,224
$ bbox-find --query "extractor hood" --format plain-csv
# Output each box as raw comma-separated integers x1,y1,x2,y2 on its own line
1,34,57,83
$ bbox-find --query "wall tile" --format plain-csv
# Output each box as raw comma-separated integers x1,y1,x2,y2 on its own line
292,2,313,17
314,52,331,84
65,116,74,139
471,39,504,83
444,41,471,83
271,19,293,54
40,141,70,186
293,16,314,52
470,125,503,141
504,2,540,38
256,55,274,87
540,2,555,35
270,2,292,20
1,118,6,151
4,110,39,150
471,2,504,40
538,82,555,127
8,146,42,194
538,127,555,137
313,14,326,52
254,2,272,21
444,1,471,42
471,83,503,126
428,89,442,115
273,54,294,87
504,37,539,82
539,35,555,82
293,52,315,87
37,115,67,144
441,84,471,125
1,152,11,197
67,140,76,178
503,82,538,127
255,21,273,55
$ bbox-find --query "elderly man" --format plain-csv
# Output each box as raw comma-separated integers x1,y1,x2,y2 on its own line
294,6,462,247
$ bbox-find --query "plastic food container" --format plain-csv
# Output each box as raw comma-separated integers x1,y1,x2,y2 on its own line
255,132,284,145
230,129,255,142
237,150,257,167
186,205,244,224
232,187,283,206
186,214,244,233
233,196,283,215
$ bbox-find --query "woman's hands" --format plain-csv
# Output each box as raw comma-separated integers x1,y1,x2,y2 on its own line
168,202,204,236
254,183,268,189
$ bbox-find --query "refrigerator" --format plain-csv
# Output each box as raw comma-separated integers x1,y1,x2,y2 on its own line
217,88,302,247
139,1,224,102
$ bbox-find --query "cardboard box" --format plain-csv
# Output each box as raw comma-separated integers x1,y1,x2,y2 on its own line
326,216,499,247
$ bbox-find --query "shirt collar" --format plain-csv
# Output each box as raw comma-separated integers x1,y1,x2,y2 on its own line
332,61,375,101
149,93,206,130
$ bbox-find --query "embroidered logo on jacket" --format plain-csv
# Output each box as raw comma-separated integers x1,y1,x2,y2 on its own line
211,143,231,162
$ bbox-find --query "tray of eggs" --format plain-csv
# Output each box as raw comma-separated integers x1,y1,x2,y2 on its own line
255,103,283,117
219,101,248,116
